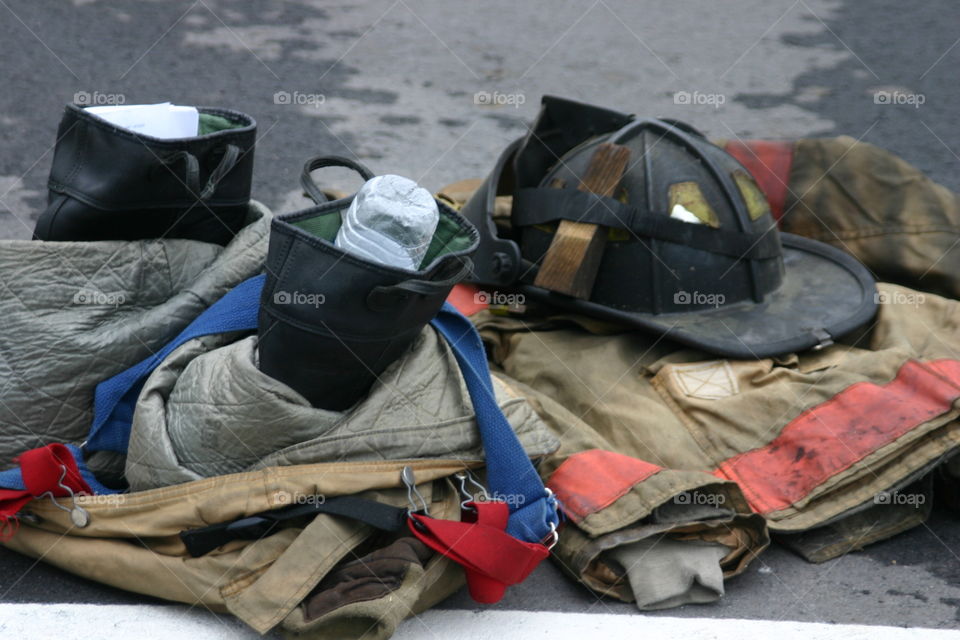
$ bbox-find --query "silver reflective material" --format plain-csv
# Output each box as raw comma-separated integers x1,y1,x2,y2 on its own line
335,175,439,270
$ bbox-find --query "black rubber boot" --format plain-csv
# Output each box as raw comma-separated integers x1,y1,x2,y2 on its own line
33,103,256,245
257,157,479,410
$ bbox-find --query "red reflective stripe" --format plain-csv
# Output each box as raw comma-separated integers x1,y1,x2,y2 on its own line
447,283,488,316
715,359,960,514
547,449,661,521
724,140,794,223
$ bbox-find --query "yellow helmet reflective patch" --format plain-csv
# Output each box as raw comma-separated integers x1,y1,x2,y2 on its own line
733,170,771,220
667,181,719,227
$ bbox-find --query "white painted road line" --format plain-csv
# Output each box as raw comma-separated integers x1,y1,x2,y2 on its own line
0,604,268,639
1,604,959,639
396,611,960,639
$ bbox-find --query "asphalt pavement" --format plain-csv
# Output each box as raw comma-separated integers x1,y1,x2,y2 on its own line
0,0,959,633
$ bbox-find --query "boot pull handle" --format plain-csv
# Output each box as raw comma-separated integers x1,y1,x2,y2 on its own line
160,144,242,201
301,155,376,204
367,258,473,311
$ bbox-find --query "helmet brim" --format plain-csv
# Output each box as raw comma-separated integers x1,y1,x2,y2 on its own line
521,233,878,358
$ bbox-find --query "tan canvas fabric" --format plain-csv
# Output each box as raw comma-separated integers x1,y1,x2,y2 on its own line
435,136,960,598
466,280,960,586
5,458,480,638
473,282,960,530
782,136,960,300
504,374,770,604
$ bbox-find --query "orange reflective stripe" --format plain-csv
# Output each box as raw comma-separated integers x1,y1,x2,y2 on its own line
447,283,488,316
724,140,794,223
715,359,960,514
548,449,661,521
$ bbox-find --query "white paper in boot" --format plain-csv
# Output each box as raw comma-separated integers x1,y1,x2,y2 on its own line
87,103,199,139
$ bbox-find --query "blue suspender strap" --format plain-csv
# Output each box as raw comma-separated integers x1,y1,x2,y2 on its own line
87,274,266,452
431,303,560,543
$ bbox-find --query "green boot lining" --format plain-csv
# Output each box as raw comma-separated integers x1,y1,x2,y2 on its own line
198,113,245,135
291,206,473,268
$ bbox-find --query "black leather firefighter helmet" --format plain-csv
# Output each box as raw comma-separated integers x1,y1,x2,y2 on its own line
460,95,877,358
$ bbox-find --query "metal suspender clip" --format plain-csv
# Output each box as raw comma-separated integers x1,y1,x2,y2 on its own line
455,470,490,512
401,466,430,516
38,464,90,528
